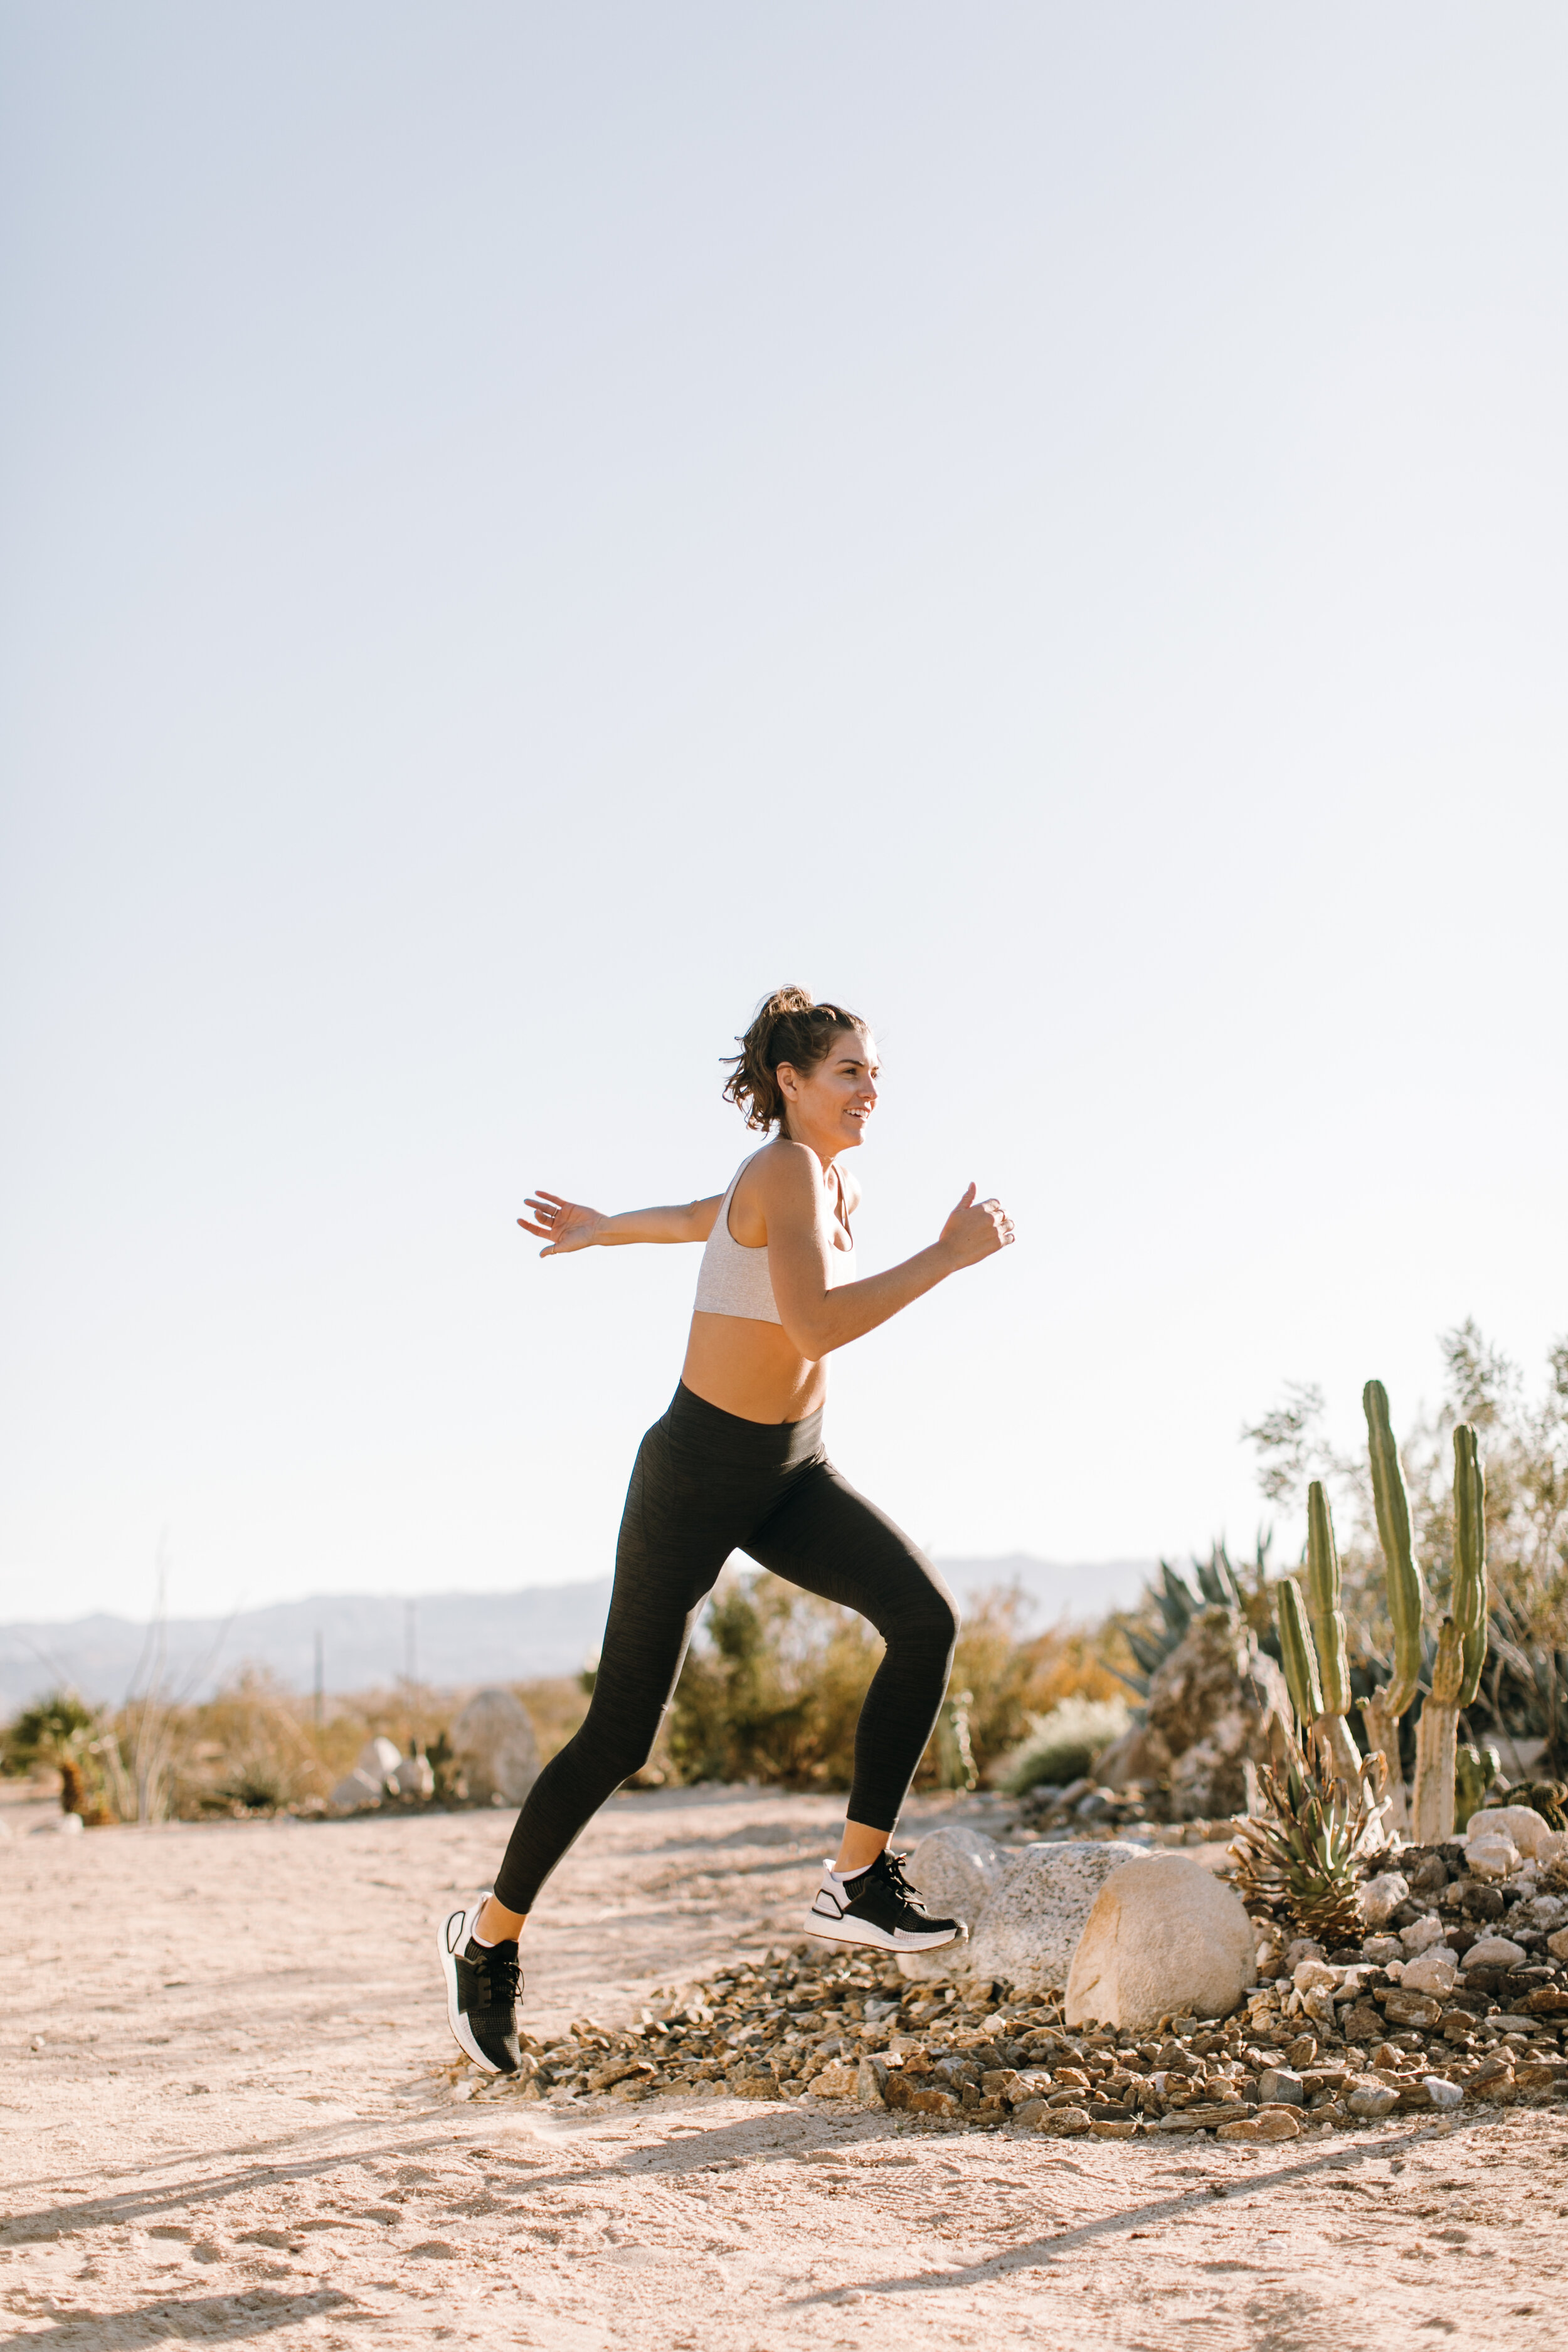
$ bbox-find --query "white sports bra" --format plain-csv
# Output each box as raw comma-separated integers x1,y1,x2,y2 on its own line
692,1152,856,1325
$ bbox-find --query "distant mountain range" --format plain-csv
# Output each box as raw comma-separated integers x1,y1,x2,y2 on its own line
0,1554,1155,1713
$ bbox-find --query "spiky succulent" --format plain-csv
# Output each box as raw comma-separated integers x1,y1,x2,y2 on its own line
1231,1734,1386,1950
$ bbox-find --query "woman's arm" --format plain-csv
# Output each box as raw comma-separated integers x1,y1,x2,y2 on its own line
758,1147,1011,1357
519,1190,721,1256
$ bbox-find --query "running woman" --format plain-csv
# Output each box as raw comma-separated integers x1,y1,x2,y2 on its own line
440,987,1014,2074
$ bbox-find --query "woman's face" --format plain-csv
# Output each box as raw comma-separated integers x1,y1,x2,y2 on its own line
778,1028,879,1156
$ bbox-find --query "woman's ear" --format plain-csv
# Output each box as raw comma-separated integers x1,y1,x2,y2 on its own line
775,1060,799,1101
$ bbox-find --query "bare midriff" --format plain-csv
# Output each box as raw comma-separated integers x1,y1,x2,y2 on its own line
679,1311,829,1425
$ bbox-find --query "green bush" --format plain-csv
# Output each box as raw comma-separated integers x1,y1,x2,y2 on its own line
995,1695,1131,1796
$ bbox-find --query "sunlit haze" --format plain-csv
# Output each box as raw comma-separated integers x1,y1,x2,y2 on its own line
3,4,1565,1626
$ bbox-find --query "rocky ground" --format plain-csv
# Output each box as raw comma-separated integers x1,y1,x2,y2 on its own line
4,1784,1567,2349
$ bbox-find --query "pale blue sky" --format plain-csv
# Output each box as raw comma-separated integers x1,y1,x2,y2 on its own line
3,4,1565,1623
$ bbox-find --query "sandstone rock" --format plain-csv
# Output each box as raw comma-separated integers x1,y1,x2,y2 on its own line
448,1688,540,1807
856,2056,890,2108
1379,1986,1443,2028
389,1752,435,1799
1131,1607,1294,1820
1256,2067,1304,2106
1037,2106,1091,2135
1360,1872,1410,1927
896,1825,1008,1976
1461,1935,1527,1970
1217,2106,1301,2144
1548,1927,1568,1961
1400,1948,1458,1996
1399,1914,1448,1954
1348,2083,1399,2118
1468,1805,1554,1858
328,1767,386,1812
808,2061,859,2100
1064,1855,1255,2032
1465,1834,1521,1882
931,1840,1150,1995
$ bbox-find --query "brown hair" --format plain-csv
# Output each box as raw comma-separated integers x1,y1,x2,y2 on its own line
721,986,868,1135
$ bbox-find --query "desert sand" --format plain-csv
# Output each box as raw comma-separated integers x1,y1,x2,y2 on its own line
3,1784,1566,2349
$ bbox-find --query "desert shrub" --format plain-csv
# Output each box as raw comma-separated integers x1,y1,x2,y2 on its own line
669,1570,881,1790
994,1695,1132,1795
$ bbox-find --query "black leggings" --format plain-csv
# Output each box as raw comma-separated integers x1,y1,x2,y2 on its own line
493,1382,958,1915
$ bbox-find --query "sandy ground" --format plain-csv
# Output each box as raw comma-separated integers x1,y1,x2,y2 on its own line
4,1786,1567,2350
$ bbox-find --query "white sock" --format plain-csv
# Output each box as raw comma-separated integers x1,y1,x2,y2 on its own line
470,1899,501,1947
830,1858,874,1882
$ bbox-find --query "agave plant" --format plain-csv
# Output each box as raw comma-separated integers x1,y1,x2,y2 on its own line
1115,1538,1271,1694
1231,1733,1387,1951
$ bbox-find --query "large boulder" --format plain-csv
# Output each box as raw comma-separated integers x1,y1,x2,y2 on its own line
900,1837,1152,1993
898,1826,1012,1979
1063,1854,1256,2031
450,1688,540,1806
1103,1606,1293,1820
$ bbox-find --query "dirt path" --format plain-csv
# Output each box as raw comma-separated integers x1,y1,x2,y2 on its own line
3,1789,1566,2348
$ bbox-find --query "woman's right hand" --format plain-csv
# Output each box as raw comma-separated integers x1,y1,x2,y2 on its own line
518,1190,607,1256
937,1182,1015,1268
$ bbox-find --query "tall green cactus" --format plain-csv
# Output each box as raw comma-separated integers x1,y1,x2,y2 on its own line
1361,1379,1426,1833
1303,1480,1362,1783
1412,1423,1488,1842
1275,1576,1324,1724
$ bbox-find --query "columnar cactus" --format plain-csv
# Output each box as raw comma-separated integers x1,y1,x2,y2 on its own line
1411,1422,1488,1842
1360,1379,1426,1834
1275,1576,1324,1727
1303,1480,1362,1784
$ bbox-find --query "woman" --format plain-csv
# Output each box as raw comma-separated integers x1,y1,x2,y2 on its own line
440,987,1014,2075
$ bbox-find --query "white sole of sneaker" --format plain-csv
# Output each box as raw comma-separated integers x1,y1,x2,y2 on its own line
438,1901,504,2075
802,1905,963,1952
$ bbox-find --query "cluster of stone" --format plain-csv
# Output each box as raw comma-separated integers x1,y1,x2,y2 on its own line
470,1809,1568,2139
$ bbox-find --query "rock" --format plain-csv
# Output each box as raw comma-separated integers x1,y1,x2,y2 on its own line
896,1826,1008,1976
928,1840,1150,1996
808,2062,859,2100
1423,2076,1463,2109
448,1689,540,1806
1548,1928,1568,1962
856,2057,889,2108
730,2072,782,2100
1064,1855,1255,2032
1089,2118,1138,2139
357,1735,402,1784
1133,1607,1295,1820
1517,1894,1568,1932
1379,1986,1443,2028
29,1811,85,1837
1256,2067,1304,2106
1399,1914,1448,1954
1400,1948,1458,1996
1217,2106,1301,2144
1465,1835,1521,1882
1460,1936,1527,1971
328,1767,386,1812
388,1752,435,1799
1361,1934,1404,1964
1360,1873,1410,1928
1037,2106,1091,2135
1468,1806,1554,1858
1347,2084,1399,2119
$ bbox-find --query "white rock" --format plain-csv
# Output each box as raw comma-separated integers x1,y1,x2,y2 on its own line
909,1840,1150,1994
1063,1855,1256,2033
1460,1935,1527,1970
1516,1894,1568,1932
1361,1934,1403,1965
1423,2077,1463,2109
29,1811,85,1837
1360,1872,1409,1927
1465,1836,1521,1883
1400,1914,1449,1954
1468,1805,1554,1859
1547,1927,1568,1962
355,1735,403,1786
449,1688,540,1807
329,1767,384,1812
1538,1830,1568,1867
897,1827,1009,1981
388,1752,435,1799
1401,1947,1458,1996
1292,1959,1337,1994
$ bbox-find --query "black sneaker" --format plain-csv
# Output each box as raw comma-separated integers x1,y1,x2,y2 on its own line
803,1850,962,1952
438,1894,523,2075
